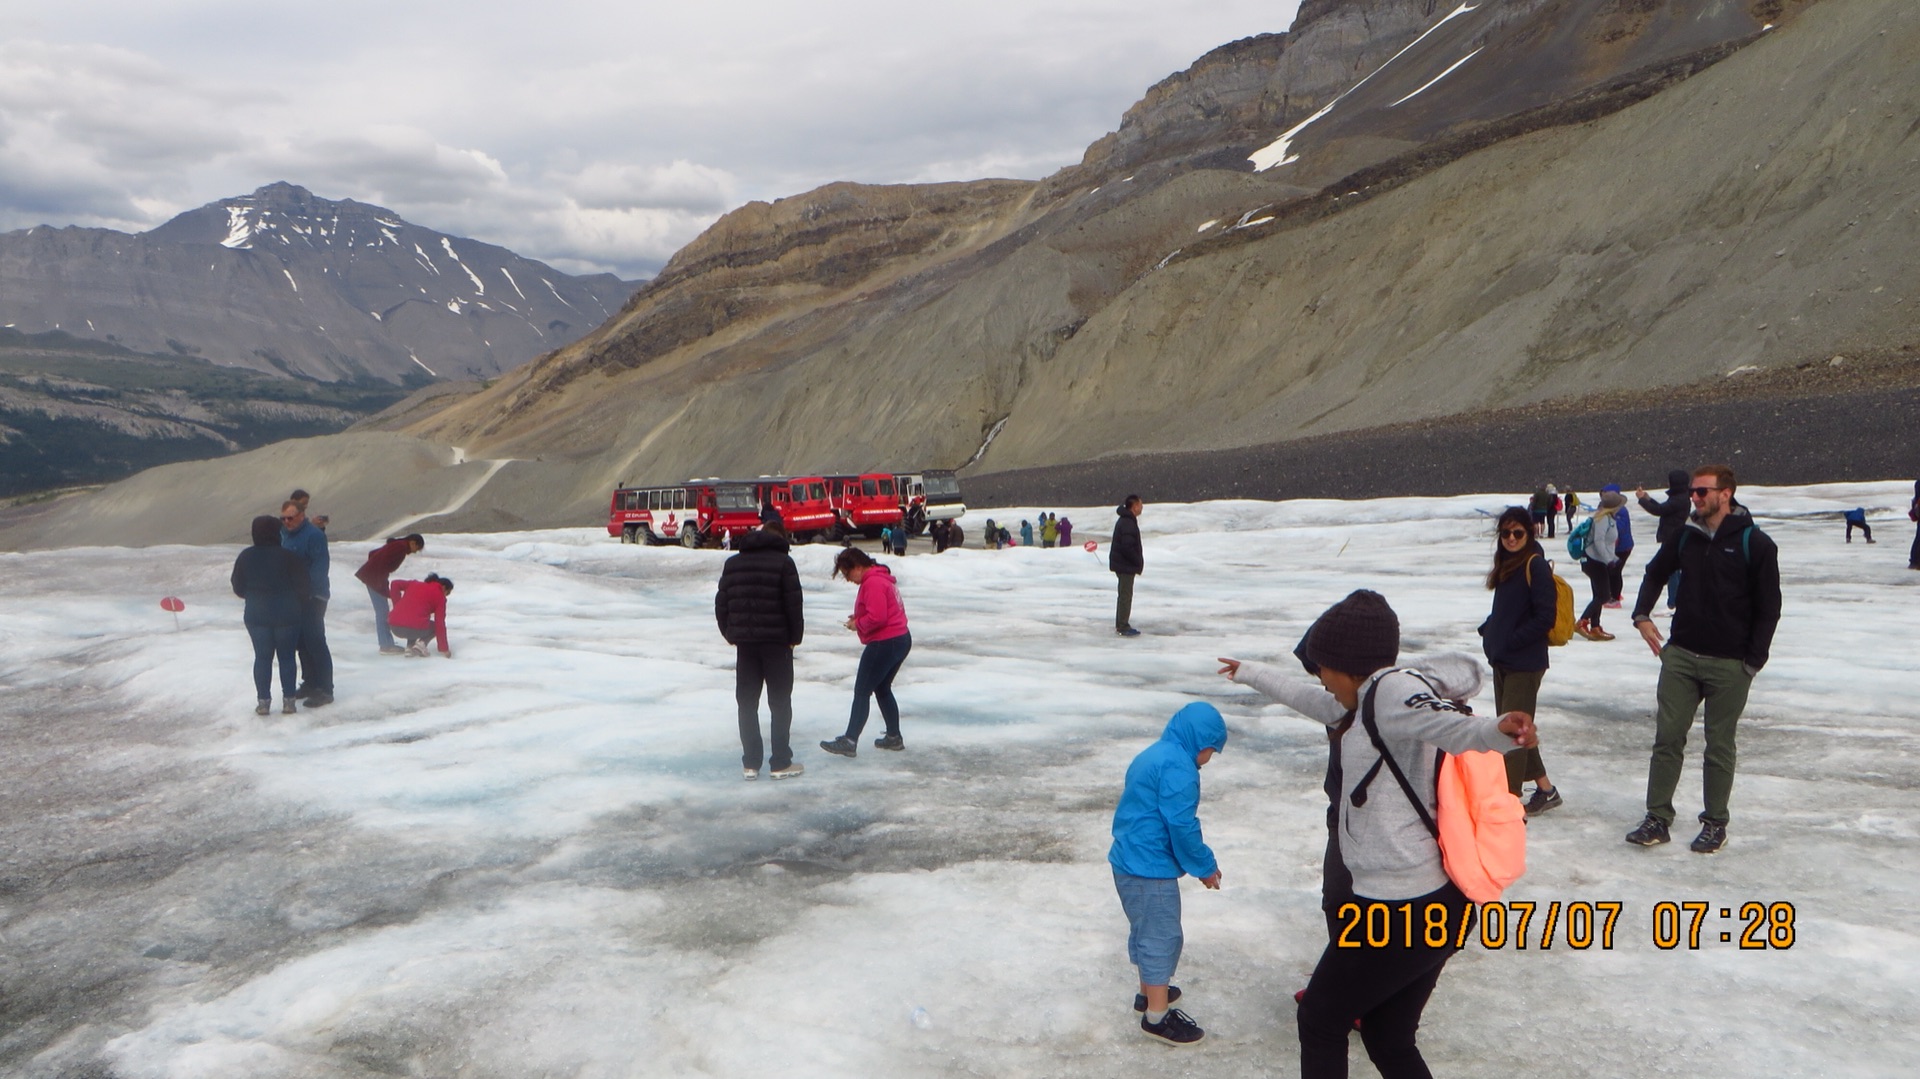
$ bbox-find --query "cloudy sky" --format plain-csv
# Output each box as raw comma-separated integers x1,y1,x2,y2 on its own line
0,1,1302,279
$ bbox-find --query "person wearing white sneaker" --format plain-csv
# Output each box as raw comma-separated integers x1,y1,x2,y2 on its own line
389,575,455,660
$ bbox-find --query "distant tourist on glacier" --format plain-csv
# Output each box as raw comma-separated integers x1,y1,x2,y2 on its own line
1600,483,1634,607
389,574,455,658
1108,701,1227,1046
1842,508,1875,544
1636,470,1692,610
1575,490,1624,641
819,547,912,758
355,533,425,655
716,517,805,781
1041,513,1058,548
1479,507,1562,814
1528,485,1556,538
1020,519,1034,548
1909,480,1920,569
1057,516,1073,546
1625,465,1782,855
280,498,333,707
984,518,1001,550
1111,496,1145,637
1562,487,1580,530
231,514,310,715
1216,590,1535,1079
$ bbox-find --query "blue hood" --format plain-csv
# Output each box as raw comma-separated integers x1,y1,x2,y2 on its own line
1161,701,1227,756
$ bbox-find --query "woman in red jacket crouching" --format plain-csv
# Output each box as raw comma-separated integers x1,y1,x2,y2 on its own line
389,574,455,658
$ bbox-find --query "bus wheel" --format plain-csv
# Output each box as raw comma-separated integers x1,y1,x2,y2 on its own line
680,525,702,548
621,524,637,544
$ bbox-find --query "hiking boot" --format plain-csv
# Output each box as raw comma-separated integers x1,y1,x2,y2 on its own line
379,645,408,655
819,736,857,758
1117,627,1142,637
1523,785,1563,817
873,733,905,751
1140,1008,1204,1046
255,699,271,716
1133,986,1182,1013
1690,821,1728,854
769,762,805,780
303,692,334,708
1574,620,1595,640
1625,815,1671,846
282,699,298,714
743,768,759,781
1589,626,1616,641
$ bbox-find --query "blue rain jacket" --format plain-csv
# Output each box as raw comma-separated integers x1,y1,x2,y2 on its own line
281,519,331,599
1108,702,1228,880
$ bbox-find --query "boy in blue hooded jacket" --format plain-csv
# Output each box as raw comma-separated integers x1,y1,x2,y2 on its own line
1109,701,1227,1046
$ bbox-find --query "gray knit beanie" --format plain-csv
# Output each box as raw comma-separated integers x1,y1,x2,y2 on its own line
1304,589,1400,676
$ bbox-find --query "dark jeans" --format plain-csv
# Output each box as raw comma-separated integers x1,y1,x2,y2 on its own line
736,642,795,770
844,632,911,739
1609,548,1633,602
1579,561,1611,627
1492,665,1546,794
1298,881,1473,1079
1845,519,1872,542
1115,573,1136,631
296,597,333,693
247,623,299,700
1911,520,1920,566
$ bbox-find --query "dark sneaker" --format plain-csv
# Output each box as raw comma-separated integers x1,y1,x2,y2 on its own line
819,736,857,758
769,762,805,780
292,685,314,699
282,699,298,714
254,700,271,716
1625,815,1671,846
1117,627,1142,637
1523,785,1563,817
303,692,334,708
873,734,905,751
1133,986,1181,1013
1141,1008,1204,1046
1690,821,1728,854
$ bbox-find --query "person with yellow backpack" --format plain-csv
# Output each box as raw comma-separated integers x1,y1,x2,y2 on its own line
1479,507,1568,815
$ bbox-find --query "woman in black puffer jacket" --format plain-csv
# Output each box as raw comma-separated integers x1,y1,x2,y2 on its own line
1479,506,1562,815
231,514,310,715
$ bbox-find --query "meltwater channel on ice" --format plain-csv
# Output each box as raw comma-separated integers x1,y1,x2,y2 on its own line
1,483,1915,1078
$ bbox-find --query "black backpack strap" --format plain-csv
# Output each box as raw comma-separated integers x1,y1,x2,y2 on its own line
1351,673,1440,840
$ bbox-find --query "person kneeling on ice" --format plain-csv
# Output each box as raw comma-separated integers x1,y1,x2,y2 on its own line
1217,590,1534,1079
388,574,455,658
1109,701,1227,1047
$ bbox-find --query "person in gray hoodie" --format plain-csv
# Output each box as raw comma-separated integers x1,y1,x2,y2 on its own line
1577,490,1624,640
1217,590,1535,1079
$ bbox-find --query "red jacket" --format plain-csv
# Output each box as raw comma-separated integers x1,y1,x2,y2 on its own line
388,578,449,652
354,539,414,597
851,565,908,644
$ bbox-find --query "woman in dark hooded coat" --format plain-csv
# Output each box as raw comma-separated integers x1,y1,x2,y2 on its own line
232,514,310,715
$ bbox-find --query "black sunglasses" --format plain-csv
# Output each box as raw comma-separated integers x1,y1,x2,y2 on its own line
1688,486,1720,498
1500,528,1529,539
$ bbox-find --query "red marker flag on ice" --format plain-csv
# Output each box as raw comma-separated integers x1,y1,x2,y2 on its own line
1083,540,1098,552
160,596,184,630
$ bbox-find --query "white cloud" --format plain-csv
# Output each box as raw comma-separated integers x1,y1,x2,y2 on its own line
0,1,1303,277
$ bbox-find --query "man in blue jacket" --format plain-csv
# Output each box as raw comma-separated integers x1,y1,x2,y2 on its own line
1109,701,1226,1046
280,499,334,707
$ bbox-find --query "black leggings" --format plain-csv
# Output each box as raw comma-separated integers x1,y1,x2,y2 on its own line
1580,561,1611,626
1608,548,1632,602
1298,882,1473,1079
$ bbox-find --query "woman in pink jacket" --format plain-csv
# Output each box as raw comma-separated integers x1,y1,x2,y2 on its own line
820,548,912,758
388,574,455,658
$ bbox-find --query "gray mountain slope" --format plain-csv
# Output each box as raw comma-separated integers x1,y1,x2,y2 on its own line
4,0,1910,549
0,183,638,383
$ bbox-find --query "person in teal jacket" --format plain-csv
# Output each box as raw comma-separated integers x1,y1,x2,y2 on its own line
1109,701,1227,1045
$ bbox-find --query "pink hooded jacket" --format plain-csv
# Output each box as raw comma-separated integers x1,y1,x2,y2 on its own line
851,564,909,644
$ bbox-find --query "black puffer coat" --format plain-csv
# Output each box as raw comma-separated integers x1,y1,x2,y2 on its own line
1109,504,1144,576
1637,469,1693,545
1478,548,1557,673
715,529,804,645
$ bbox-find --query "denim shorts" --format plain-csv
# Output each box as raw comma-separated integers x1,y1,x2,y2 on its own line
1113,868,1183,985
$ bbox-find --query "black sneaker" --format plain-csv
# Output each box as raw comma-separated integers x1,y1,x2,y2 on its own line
1690,821,1728,854
873,733,905,751
1141,1007,1204,1046
819,736,857,758
1117,627,1142,637
1523,785,1563,817
1625,815,1671,846
292,685,314,699
1133,986,1181,1013
303,692,334,708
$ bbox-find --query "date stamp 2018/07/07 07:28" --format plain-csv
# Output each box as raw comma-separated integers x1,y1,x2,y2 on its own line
1331,900,1797,951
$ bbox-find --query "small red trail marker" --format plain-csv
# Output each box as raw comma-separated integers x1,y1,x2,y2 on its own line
160,596,184,630
1083,540,1098,552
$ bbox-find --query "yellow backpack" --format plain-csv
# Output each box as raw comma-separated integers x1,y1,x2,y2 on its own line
1527,556,1576,647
